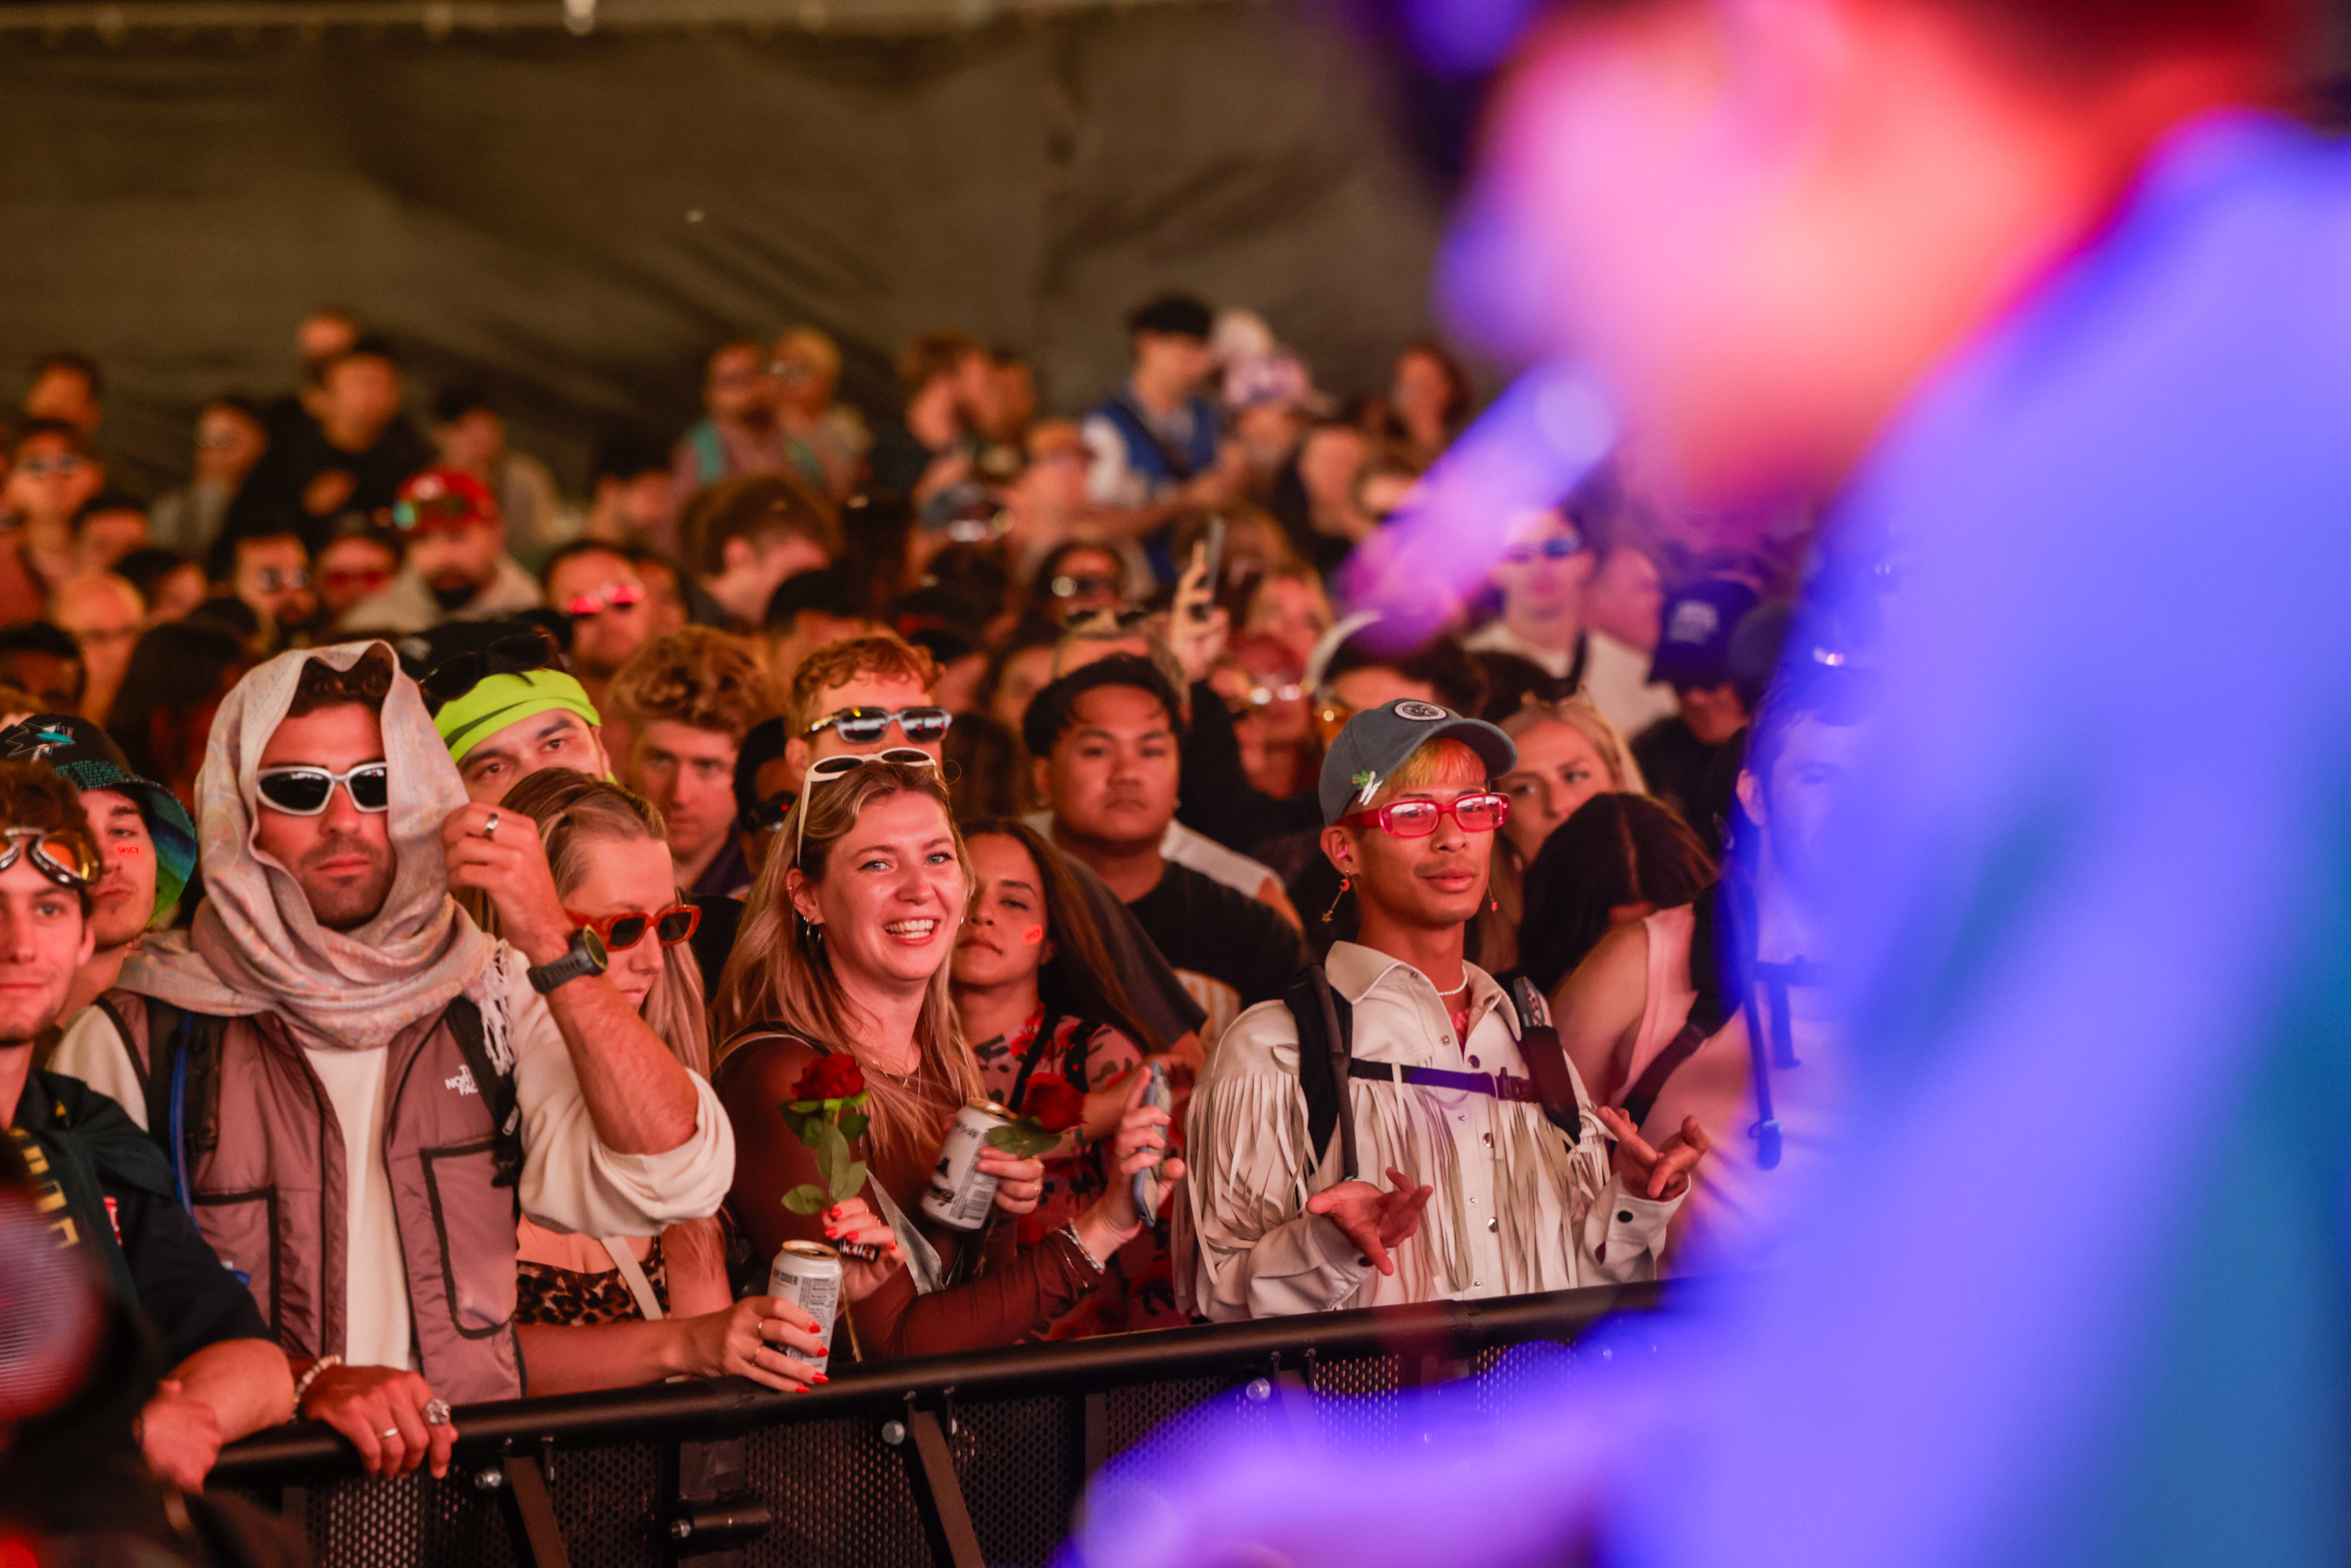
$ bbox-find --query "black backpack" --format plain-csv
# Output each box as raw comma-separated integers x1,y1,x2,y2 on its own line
1284,966,1586,1182
101,994,522,1214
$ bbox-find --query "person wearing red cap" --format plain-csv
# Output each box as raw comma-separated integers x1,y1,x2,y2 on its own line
338,465,543,634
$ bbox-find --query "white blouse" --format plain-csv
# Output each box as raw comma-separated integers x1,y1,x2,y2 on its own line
1183,941,1677,1320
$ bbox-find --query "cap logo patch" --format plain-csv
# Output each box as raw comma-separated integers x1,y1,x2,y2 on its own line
1665,602,1720,645
1393,701,1447,722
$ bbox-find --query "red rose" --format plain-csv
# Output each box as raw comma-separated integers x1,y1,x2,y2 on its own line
1021,1074,1085,1133
793,1053,866,1103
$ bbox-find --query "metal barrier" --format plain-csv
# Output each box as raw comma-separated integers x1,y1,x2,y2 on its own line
212,1280,1667,1568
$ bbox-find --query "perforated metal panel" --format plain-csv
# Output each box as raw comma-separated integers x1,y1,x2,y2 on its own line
742,1412,931,1567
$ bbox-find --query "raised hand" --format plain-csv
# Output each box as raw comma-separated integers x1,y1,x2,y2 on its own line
979,1147,1046,1215
820,1196,904,1301
1592,1106,1710,1200
440,799,571,965
1305,1167,1434,1276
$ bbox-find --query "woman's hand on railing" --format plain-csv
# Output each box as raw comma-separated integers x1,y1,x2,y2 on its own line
822,1196,904,1302
675,1297,829,1392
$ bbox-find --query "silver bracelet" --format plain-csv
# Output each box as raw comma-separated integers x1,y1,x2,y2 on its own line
1060,1221,1107,1275
289,1353,342,1418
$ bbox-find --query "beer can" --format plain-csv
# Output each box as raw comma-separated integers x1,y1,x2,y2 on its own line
922,1099,1016,1230
766,1240,842,1374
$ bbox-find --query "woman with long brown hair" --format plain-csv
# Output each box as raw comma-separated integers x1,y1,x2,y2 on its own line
712,755,1179,1359
952,817,1187,1336
461,770,897,1393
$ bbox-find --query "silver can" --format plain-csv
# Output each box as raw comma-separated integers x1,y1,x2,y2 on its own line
922,1099,1016,1230
766,1240,842,1374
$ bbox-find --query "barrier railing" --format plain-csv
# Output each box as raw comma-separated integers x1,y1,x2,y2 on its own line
213,1280,1668,1568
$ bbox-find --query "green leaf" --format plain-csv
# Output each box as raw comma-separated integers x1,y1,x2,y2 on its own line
986,1121,1060,1160
813,1122,852,1193
835,1159,869,1202
781,1185,829,1215
837,1110,870,1145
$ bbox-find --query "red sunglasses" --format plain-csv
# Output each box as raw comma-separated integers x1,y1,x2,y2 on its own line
567,904,701,951
1336,791,1511,838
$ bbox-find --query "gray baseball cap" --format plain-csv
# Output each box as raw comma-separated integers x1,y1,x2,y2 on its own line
1317,699,1518,826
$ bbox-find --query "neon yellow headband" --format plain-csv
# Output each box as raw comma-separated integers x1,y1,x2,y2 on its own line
433,670,603,765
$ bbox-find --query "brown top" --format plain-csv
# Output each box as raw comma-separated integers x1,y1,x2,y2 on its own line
713,1029,1101,1360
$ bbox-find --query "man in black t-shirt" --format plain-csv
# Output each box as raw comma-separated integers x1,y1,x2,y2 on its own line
0,762,291,1493
1632,578,1762,830
1027,656,1307,1055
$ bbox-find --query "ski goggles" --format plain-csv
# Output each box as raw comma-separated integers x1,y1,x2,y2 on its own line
1336,791,1511,838
794,749,939,867
568,903,700,951
803,706,953,745
0,827,95,888
255,763,391,816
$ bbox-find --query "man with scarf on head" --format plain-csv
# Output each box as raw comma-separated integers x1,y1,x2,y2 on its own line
0,715,199,1019
51,642,735,1479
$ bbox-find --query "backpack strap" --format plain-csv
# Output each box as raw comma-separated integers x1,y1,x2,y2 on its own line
1099,394,1202,485
1282,967,1357,1182
1504,979,1582,1146
137,996,227,1218
444,998,523,1190
1617,885,1732,1131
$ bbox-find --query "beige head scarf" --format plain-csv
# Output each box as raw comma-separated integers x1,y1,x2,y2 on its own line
122,641,514,1055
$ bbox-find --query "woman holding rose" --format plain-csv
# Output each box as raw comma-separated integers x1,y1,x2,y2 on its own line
712,755,1179,1360
953,818,1190,1336
456,771,900,1395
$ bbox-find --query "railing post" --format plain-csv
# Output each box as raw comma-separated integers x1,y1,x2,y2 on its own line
664,1436,772,1563
499,1450,573,1568
902,1402,985,1568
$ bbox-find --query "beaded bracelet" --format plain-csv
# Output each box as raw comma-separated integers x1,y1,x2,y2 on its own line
1060,1222,1107,1275
289,1353,342,1418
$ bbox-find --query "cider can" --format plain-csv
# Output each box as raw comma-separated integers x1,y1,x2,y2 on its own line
922,1099,1017,1230
766,1240,842,1374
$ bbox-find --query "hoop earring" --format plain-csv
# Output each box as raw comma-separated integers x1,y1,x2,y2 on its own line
802,917,824,945
1321,876,1350,925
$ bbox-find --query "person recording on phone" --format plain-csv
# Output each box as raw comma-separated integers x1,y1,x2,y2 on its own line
1183,699,1707,1320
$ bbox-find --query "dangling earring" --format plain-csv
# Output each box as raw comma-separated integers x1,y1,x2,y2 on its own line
1322,876,1350,925
802,917,824,946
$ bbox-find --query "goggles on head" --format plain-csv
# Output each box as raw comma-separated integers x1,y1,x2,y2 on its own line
0,827,95,889
1337,791,1511,839
804,705,954,745
255,763,390,817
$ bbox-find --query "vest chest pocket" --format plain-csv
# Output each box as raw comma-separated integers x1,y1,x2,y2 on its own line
419,1140,520,1336
192,1186,281,1339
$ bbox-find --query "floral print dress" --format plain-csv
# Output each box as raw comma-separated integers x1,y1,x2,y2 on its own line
971,1007,1191,1337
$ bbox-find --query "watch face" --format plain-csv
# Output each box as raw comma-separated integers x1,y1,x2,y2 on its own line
578,925,607,970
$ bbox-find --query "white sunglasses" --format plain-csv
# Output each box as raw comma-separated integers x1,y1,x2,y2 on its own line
792,748,940,868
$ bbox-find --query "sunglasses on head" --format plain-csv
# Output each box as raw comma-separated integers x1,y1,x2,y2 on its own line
793,748,940,867
568,903,699,951
0,827,95,888
1499,533,1586,566
805,706,954,745
255,763,390,816
418,631,557,716
561,583,645,618
1338,791,1511,838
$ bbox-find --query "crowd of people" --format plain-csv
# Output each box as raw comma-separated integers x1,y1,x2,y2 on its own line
0,290,1832,1510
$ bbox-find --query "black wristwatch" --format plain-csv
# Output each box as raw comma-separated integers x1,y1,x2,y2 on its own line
527,926,608,994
